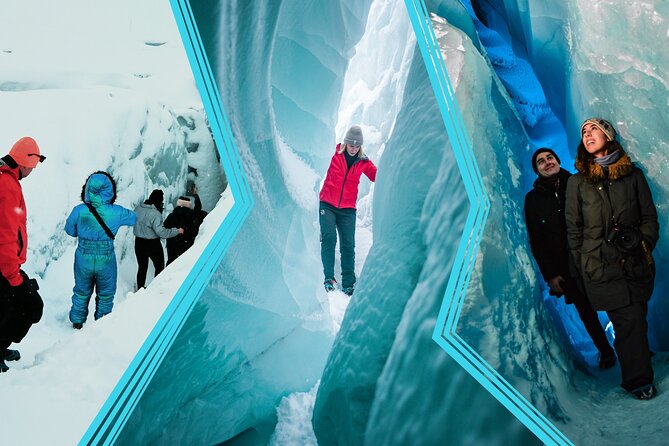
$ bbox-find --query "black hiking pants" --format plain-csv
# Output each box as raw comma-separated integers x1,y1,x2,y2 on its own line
563,278,615,357
135,237,165,289
319,203,356,289
606,301,653,391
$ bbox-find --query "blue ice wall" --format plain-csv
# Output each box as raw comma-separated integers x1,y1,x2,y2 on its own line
271,1,371,169
427,2,669,444
313,32,539,446
459,0,569,181
117,1,370,444
117,1,669,445
468,0,669,352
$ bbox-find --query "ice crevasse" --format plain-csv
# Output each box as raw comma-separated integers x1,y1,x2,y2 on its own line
120,0,669,445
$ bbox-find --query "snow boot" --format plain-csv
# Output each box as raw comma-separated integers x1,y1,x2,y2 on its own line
73,322,83,330
2,349,20,362
630,384,657,400
324,278,337,292
342,285,355,296
0,359,8,373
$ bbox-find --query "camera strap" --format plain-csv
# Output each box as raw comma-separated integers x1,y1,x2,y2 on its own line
85,203,115,240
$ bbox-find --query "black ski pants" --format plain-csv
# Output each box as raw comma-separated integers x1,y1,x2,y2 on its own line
135,237,165,289
319,203,356,289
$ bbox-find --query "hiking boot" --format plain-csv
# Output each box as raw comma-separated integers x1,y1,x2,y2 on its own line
342,286,355,296
73,322,83,330
2,349,20,362
324,278,337,292
598,352,616,370
0,359,8,373
630,384,657,400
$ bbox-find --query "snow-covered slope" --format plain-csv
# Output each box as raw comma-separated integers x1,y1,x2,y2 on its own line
0,1,227,444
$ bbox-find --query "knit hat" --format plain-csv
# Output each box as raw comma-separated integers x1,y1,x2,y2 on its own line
148,189,163,205
344,126,363,146
531,148,561,174
581,118,616,142
8,137,44,168
145,189,164,212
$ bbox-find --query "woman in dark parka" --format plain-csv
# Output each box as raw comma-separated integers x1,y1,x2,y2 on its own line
565,118,659,400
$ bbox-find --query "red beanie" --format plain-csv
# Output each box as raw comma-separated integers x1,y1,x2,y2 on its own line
9,137,42,168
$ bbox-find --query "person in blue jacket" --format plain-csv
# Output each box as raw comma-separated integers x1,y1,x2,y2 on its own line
65,171,136,329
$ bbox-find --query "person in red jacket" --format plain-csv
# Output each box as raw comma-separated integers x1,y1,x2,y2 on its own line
0,137,45,373
319,125,377,295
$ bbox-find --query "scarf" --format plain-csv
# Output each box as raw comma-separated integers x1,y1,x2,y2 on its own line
593,149,622,167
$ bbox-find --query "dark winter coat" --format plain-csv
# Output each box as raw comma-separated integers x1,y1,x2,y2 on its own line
524,169,581,302
164,195,204,262
565,151,658,311
319,144,377,209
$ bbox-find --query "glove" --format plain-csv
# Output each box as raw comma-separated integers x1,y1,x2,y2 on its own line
9,277,44,324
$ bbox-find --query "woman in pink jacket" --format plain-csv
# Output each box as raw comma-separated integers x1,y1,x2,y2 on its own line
319,126,377,295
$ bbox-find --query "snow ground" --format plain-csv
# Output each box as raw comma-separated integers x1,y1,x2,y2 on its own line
0,1,231,444
0,190,233,445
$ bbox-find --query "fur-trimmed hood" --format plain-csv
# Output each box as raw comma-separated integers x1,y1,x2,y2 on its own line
576,150,634,183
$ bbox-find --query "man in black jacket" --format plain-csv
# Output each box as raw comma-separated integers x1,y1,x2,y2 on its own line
524,148,616,369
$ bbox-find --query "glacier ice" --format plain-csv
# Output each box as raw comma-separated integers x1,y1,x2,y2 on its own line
117,1,373,444
116,0,669,445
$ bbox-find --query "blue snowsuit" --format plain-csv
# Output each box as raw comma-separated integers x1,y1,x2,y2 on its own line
65,173,136,324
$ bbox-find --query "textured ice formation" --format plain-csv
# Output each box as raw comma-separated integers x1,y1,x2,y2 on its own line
117,1,372,444
118,0,669,445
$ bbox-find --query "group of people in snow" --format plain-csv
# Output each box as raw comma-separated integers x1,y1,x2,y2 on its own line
0,137,206,372
524,118,659,400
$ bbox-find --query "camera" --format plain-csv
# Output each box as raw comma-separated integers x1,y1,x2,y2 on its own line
606,224,641,253
605,224,621,244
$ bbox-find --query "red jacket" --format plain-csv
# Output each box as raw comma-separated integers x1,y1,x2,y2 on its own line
0,164,27,286
319,144,377,209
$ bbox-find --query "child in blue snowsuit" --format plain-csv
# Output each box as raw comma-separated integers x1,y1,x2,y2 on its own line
65,172,136,328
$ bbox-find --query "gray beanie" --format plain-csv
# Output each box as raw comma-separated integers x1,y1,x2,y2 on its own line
344,125,363,146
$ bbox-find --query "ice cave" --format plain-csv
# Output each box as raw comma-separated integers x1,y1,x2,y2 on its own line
119,0,669,445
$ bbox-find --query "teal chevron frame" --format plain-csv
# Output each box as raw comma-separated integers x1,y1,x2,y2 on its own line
405,1,572,445
78,1,253,444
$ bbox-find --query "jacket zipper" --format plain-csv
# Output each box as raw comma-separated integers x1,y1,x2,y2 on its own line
337,157,360,208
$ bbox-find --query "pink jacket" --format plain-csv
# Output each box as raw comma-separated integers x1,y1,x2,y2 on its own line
319,144,376,209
